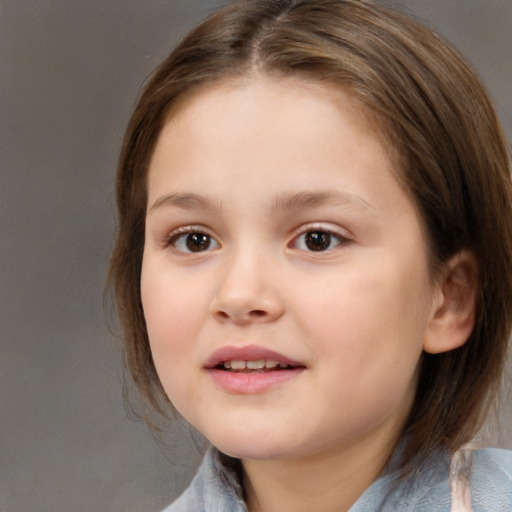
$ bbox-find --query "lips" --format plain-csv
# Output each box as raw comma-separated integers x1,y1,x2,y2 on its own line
205,344,304,371
205,344,306,394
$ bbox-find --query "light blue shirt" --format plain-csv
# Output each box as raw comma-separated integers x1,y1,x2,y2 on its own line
163,446,512,511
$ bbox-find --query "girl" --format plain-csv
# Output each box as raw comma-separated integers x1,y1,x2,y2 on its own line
109,1,512,510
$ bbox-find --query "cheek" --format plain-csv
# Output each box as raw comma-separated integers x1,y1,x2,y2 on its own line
295,269,426,435
140,261,207,371
140,264,211,412
291,256,430,374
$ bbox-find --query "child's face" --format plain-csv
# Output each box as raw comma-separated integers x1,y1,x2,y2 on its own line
141,76,438,462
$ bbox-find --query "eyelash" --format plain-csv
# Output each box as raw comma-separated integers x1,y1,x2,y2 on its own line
289,225,350,253
165,226,220,254
164,224,350,254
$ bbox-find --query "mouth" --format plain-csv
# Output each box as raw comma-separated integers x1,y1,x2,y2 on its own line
214,359,300,373
205,345,305,394
205,344,306,373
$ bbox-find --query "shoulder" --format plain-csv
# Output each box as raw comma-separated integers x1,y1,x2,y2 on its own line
469,447,512,510
161,448,246,512
471,447,512,478
369,447,512,512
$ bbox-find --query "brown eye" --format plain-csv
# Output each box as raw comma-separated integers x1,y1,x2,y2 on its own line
292,230,344,252
186,233,211,252
305,231,332,251
171,231,220,253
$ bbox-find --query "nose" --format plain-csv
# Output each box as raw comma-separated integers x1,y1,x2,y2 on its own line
209,250,284,325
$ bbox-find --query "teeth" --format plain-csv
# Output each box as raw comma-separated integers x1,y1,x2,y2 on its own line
221,359,288,370
246,359,265,369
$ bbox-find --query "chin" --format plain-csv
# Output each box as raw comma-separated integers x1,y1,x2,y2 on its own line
217,443,289,461
206,428,294,461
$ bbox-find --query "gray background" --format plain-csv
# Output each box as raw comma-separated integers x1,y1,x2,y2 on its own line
1,1,511,511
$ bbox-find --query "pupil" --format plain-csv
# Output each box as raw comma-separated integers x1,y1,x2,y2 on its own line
186,233,210,252
305,231,330,251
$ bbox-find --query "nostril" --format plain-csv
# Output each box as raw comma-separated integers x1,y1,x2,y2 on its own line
250,310,267,318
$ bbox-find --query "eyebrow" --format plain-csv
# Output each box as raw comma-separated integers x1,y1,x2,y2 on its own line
271,190,376,215
148,190,376,215
148,192,222,213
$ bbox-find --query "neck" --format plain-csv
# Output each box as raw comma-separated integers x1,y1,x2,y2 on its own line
242,428,400,512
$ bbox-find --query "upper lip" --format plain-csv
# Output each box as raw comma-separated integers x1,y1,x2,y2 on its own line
204,344,305,369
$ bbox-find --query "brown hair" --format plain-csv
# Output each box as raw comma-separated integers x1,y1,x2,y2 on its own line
108,0,512,472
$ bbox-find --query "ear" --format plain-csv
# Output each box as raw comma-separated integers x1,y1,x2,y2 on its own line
423,251,478,354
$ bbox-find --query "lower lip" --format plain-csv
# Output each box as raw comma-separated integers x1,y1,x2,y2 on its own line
207,368,304,394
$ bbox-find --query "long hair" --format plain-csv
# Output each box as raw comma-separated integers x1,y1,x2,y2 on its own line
108,0,512,472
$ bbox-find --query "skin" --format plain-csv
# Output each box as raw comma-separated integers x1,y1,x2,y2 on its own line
141,75,474,512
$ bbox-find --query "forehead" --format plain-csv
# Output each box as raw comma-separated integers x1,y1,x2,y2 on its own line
148,74,395,189
163,74,376,142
